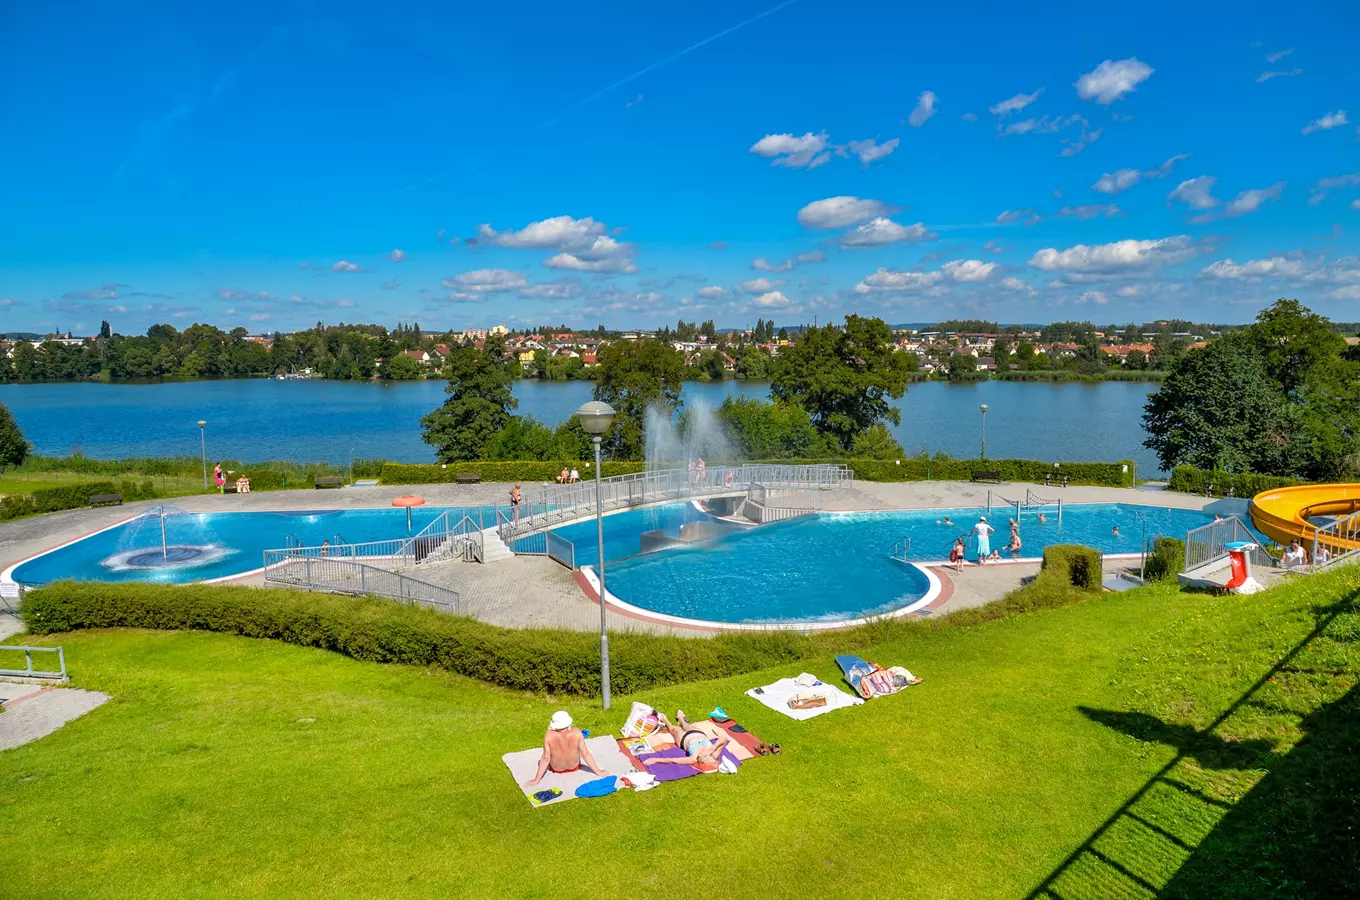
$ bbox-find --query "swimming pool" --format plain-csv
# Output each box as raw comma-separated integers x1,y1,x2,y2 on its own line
576,502,1222,626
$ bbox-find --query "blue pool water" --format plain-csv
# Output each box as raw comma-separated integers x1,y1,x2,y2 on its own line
10,505,505,585
597,502,1220,624
11,500,1220,625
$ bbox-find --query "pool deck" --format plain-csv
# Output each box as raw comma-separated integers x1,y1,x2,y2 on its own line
0,479,1250,638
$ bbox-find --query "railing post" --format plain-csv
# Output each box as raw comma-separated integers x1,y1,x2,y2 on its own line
25,647,33,674
58,646,66,678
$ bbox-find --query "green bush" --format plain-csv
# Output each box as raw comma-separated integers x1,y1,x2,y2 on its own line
22,571,1116,696
1041,544,1104,591
1167,465,1299,497
0,493,37,521
1144,536,1185,581
380,460,647,485
118,479,158,502
29,481,118,513
350,458,385,478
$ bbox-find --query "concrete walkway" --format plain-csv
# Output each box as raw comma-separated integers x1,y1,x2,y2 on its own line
0,686,108,752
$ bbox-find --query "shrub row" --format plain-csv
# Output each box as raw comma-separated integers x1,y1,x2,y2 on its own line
13,455,351,489
22,548,1113,695
379,457,1137,487
1040,544,1105,591
1166,465,1300,498
1,482,120,522
380,460,647,485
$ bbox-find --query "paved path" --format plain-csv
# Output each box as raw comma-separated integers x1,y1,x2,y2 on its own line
0,610,24,641
0,687,108,752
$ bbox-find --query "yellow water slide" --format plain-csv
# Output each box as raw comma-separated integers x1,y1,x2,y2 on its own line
1249,483,1360,550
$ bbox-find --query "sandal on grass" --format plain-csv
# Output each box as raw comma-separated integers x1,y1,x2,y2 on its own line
770,743,782,755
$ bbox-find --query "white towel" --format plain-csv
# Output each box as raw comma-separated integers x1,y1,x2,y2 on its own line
746,676,864,720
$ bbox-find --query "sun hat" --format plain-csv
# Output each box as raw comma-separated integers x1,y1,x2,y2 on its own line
979,516,987,522
549,711,573,731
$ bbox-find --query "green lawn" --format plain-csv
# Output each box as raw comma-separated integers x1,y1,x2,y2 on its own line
1,572,1356,898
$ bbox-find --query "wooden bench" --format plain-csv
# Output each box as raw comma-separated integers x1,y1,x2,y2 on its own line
314,476,344,489
1042,472,1070,488
455,472,481,484
89,493,123,507
970,471,1003,484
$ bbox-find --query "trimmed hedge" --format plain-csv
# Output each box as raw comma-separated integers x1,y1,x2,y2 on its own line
1144,536,1185,582
380,457,1137,487
30,482,118,513
0,494,38,521
22,566,1117,695
1041,544,1104,591
1167,465,1299,498
381,460,647,485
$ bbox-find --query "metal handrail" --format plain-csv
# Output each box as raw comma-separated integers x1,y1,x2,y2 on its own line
547,531,576,569
889,536,912,562
503,463,852,539
1308,508,1360,570
0,644,66,680
1184,516,1272,574
261,554,459,612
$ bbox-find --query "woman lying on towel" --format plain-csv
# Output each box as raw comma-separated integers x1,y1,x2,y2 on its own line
837,654,923,699
649,711,730,773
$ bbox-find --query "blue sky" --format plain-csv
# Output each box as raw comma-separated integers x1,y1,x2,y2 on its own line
2,0,1358,334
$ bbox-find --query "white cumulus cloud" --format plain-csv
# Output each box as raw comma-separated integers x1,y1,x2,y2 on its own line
749,290,793,309
846,137,900,164
989,90,1042,116
797,196,893,229
477,216,637,273
697,286,725,298
1302,111,1349,135
1057,204,1121,219
332,260,361,272
752,258,794,272
1223,182,1285,217
1076,58,1154,104
749,131,832,168
736,277,783,294
1028,236,1199,274
1168,176,1220,210
942,259,997,282
442,269,528,294
853,268,944,293
839,218,933,248
1199,256,1309,279
1094,168,1143,194
387,249,406,262
908,91,938,127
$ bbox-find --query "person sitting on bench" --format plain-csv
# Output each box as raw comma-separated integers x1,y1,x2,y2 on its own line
522,711,611,787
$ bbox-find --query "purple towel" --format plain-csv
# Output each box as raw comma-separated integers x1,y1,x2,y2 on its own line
636,745,742,782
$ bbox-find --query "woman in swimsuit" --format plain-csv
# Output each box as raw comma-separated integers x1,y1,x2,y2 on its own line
650,711,729,773
509,483,522,524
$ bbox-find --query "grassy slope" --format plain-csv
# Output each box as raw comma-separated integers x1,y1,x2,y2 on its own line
1,572,1356,899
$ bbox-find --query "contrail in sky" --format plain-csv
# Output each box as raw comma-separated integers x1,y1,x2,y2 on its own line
535,0,803,131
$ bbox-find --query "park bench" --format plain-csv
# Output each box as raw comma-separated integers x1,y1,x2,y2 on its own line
970,471,1003,484
455,472,481,484
89,493,123,507
314,476,344,489
1042,472,1070,488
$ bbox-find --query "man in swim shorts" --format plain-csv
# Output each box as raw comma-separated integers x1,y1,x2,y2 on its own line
523,711,611,787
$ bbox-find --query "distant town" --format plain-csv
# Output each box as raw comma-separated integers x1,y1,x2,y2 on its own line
4,313,1358,384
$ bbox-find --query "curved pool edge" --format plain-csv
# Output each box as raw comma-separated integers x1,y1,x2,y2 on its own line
578,563,942,633
2,510,143,594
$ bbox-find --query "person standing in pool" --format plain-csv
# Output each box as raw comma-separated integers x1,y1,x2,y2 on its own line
973,516,995,564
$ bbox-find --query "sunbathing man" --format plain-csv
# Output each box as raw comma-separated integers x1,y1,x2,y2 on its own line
522,711,611,787
649,710,729,773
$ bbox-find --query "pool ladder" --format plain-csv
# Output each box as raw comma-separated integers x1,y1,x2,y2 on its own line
889,536,912,563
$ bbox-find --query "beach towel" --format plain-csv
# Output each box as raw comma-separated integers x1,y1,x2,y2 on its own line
745,676,864,720
502,736,637,808
836,654,922,699
636,745,743,782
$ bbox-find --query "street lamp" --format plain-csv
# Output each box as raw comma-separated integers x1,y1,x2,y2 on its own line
978,404,989,459
574,400,617,710
197,420,208,489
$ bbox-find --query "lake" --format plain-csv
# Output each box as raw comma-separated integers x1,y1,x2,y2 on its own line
0,379,1163,475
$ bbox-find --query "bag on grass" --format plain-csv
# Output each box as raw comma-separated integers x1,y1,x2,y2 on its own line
620,702,661,738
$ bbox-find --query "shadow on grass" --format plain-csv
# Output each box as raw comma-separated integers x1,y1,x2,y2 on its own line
1026,592,1359,900
1077,707,1276,770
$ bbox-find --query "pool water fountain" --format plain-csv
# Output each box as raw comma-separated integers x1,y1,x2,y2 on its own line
100,506,233,573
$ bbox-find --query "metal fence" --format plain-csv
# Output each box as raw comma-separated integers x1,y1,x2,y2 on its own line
262,513,485,572
1184,516,1274,573
547,532,576,569
1308,508,1360,570
0,644,66,680
261,554,459,612
501,463,852,539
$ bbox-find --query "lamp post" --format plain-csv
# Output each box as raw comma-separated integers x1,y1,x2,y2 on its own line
979,404,989,459
574,400,617,710
197,420,208,489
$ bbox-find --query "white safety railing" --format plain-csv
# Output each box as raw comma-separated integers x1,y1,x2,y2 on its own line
263,513,485,572
496,507,576,569
1184,516,1273,574
261,554,459,612
501,463,852,539
1309,508,1360,571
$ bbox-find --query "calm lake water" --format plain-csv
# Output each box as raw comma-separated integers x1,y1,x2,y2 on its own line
0,379,1163,475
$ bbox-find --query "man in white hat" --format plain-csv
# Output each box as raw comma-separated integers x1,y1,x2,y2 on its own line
523,711,611,787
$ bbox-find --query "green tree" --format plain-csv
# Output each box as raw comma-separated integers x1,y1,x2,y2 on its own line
715,397,838,459
1142,334,1295,474
851,423,906,460
0,401,30,469
1244,298,1347,397
771,315,910,450
736,346,772,380
1125,349,1148,371
946,352,977,381
1014,341,1035,369
592,338,686,458
381,352,423,381
992,336,1011,371
420,335,516,461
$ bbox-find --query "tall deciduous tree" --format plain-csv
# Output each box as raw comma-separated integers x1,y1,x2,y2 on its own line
592,338,686,458
1244,298,1347,397
0,402,30,470
420,335,516,461
771,315,911,450
1142,334,1294,474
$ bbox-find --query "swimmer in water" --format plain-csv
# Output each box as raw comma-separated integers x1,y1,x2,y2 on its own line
1112,525,1120,537
940,516,954,527
1038,512,1047,524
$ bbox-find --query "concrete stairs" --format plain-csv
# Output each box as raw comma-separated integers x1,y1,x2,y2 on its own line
480,528,514,563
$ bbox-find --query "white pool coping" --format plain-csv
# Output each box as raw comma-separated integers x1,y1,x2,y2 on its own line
578,563,943,633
